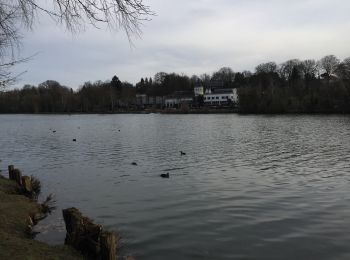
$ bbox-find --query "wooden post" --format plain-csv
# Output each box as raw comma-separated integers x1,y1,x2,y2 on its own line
63,208,118,259
63,207,103,257
12,169,22,185
8,165,14,180
21,176,32,193
100,231,117,260
62,208,84,247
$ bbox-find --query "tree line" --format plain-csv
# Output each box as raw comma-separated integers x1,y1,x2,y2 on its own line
0,77,136,113
0,54,350,113
238,55,350,113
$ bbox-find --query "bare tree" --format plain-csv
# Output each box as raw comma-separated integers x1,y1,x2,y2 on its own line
20,0,153,36
190,75,200,85
200,73,211,84
0,0,153,88
0,1,29,87
319,55,340,77
300,59,319,80
212,67,235,87
255,62,277,74
343,57,350,79
335,57,350,80
154,72,167,85
279,59,301,81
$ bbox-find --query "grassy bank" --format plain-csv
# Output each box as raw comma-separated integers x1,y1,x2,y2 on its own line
0,177,83,260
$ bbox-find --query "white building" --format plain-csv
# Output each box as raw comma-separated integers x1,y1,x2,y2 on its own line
204,88,238,106
194,86,204,97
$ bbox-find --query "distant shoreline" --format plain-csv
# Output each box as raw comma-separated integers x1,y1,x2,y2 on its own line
0,110,349,115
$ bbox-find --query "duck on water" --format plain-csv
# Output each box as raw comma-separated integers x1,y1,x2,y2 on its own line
160,173,170,178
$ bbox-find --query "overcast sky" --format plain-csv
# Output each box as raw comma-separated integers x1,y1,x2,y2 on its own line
13,0,350,89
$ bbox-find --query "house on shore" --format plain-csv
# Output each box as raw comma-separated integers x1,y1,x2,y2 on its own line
165,91,193,108
194,86,204,97
135,94,164,108
204,88,238,106
135,81,239,109
135,94,148,106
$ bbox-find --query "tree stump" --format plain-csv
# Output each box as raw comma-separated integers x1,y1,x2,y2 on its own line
100,231,117,260
12,169,22,185
21,176,32,193
63,208,105,258
8,165,14,180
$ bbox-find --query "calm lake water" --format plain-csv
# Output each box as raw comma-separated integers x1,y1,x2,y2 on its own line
1,114,350,259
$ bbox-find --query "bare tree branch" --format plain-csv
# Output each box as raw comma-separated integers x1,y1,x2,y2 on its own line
0,0,154,88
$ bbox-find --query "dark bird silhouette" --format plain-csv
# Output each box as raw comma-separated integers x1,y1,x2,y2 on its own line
160,173,170,178
180,151,186,155
52,130,56,133
72,139,77,142
132,162,137,166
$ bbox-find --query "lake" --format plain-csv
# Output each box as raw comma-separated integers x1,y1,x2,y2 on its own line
1,114,350,260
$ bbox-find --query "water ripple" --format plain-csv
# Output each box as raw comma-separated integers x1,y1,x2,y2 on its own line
1,114,350,260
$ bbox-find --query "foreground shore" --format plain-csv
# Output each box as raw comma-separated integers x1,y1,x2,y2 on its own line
0,177,83,260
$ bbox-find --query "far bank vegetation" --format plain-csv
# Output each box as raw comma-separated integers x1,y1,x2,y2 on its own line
1,55,350,113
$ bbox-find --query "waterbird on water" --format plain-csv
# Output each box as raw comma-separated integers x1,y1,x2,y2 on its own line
180,151,186,155
52,130,56,133
73,139,77,142
160,173,170,178
132,162,138,166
